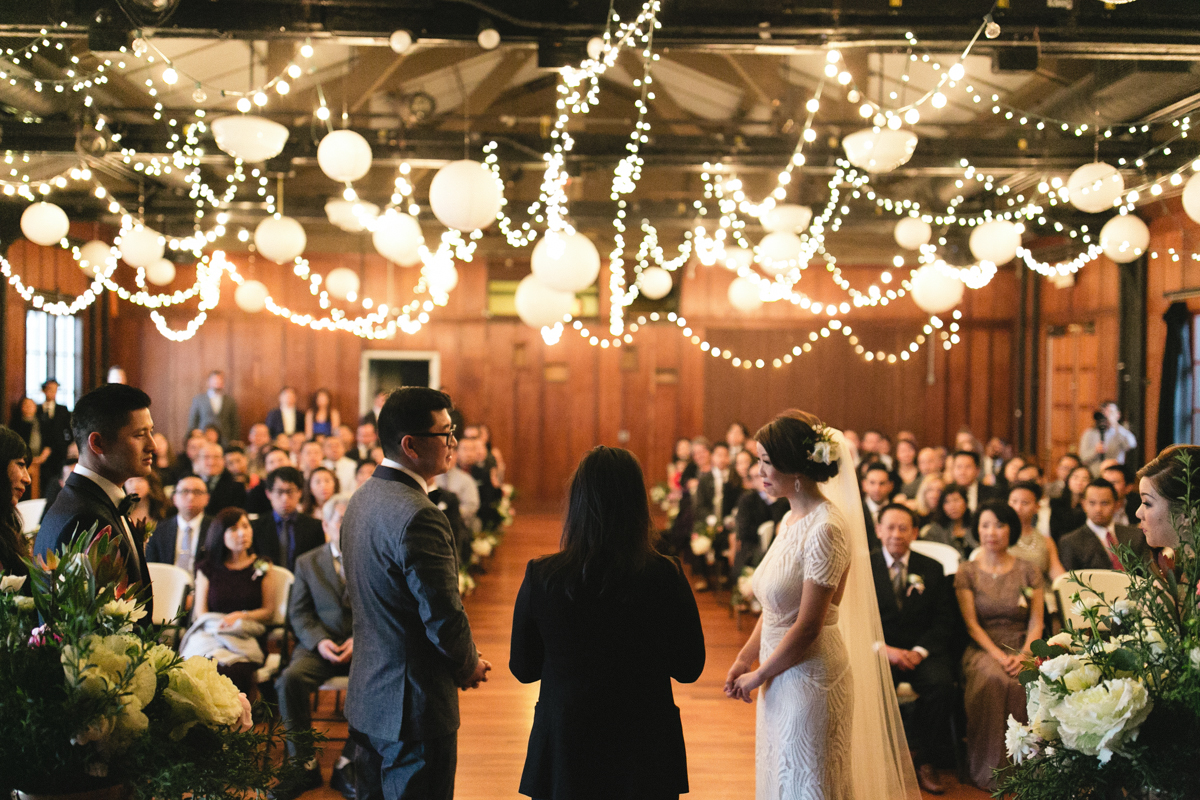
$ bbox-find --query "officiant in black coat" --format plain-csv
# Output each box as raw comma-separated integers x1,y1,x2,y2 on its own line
510,446,705,800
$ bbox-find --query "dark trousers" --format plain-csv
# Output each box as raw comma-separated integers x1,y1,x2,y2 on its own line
893,654,955,767
276,646,352,758
351,728,457,800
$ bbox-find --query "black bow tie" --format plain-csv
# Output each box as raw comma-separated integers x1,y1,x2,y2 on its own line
118,494,140,516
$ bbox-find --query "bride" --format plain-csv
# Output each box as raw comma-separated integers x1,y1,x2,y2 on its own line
725,410,920,800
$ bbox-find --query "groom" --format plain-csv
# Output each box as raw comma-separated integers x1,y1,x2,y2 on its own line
341,387,490,800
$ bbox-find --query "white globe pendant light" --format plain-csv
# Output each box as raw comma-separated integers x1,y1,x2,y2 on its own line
234,279,269,312
428,160,503,231
968,220,1022,265
1182,173,1200,225
514,275,574,328
21,202,70,246
757,231,804,276
909,266,964,314
1100,214,1150,263
894,217,932,250
317,129,373,183
118,226,165,268
77,240,114,275
842,128,918,173
760,204,812,234
530,230,601,293
211,115,289,162
728,276,763,313
637,267,673,300
422,261,459,295
325,199,379,233
372,210,424,266
1067,162,1124,213
254,216,307,264
144,258,176,286
324,267,360,300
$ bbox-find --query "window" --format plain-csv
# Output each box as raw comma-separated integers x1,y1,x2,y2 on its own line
25,310,83,408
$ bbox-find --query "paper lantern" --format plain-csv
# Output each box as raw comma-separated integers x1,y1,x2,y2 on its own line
144,258,176,286
530,230,601,293
254,216,307,264
637,267,673,300
422,261,459,295
757,232,804,276
723,246,753,271
842,128,918,173
514,275,574,328
372,210,424,266
118,226,165,268
325,199,379,233
428,160,503,231
968,220,1021,265
1067,162,1124,213
211,115,289,162
728,276,763,313
78,240,113,275
324,267,360,300
909,266,964,314
894,217,932,250
1100,214,1150,264
234,280,269,313
1183,173,1200,225
20,202,69,246
317,129,373,183
389,30,413,54
760,204,812,234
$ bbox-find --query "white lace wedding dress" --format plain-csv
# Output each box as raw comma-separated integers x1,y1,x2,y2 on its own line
751,501,853,800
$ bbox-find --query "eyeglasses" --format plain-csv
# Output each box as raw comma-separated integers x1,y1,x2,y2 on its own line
403,425,457,444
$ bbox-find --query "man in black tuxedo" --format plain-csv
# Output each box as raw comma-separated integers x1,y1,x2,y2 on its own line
277,493,357,799
35,384,156,589
192,441,247,515
1059,477,1151,572
36,379,74,497
265,386,302,439
950,450,1001,513
144,475,212,575
872,504,956,795
861,463,894,549
251,466,325,571
245,448,293,517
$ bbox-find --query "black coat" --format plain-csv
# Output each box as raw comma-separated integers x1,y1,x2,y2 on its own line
35,473,151,588
1049,496,1088,543
251,512,326,571
202,470,248,516
35,404,72,464
693,470,742,522
871,550,955,658
1058,524,1150,572
510,554,705,800
144,513,213,567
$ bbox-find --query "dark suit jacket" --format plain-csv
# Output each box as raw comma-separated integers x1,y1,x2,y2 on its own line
144,513,213,567
35,473,151,588
1058,523,1150,572
289,544,352,652
342,465,479,741
202,470,248,516
510,555,705,800
251,512,326,572
693,471,742,522
244,482,272,517
265,407,303,439
871,550,955,658
35,404,72,473
186,392,239,444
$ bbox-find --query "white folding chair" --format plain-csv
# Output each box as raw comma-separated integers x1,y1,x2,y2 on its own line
255,565,295,686
16,498,46,533
910,540,962,575
1053,569,1131,631
146,562,193,627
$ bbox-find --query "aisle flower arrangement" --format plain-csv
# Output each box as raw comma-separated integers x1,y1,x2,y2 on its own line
0,523,314,799
999,468,1200,799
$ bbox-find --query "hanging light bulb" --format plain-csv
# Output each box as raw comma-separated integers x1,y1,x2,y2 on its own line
275,80,290,95
859,103,873,118
931,92,947,109
300,40,314,58
236,96,252,113
477,21,501,50
161,66,178,85
253,91,268,106
192,84,207,103
904,108,920,125
316,105,331,120
287,63,301,78
984,15,1001,39
948,62,966,81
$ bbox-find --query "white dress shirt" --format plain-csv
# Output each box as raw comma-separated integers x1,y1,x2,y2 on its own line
381,458,428,494
1085,518,1116,549
72,464,141,569
281,406,297,435
208,390,224,415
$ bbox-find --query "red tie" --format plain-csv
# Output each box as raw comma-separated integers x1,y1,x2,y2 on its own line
1105,531,1123,571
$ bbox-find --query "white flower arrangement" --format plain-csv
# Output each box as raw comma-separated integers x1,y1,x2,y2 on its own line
808,424,840,466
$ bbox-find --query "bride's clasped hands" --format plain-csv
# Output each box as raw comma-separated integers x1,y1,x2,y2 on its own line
724,655,764,702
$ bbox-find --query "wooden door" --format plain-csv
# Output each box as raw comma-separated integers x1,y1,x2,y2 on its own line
1044,324,1098,469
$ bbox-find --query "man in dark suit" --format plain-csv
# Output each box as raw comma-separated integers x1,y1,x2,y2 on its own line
186,370,240,445
861,463,894,548
1101,464,1140,527
265,386,302,440
144,475,212,575
251,466,325,571
35,384,156,590
872,504,957,795
950,450,1001,513
353,421,378,464
692,443,742,589
342,387,489,800
277,493,357,800
1059,477,1151,572
36,379,74,497
245,448,293,517
193,441,247,515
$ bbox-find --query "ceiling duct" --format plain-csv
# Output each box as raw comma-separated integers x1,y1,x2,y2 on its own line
1036,61,1200,126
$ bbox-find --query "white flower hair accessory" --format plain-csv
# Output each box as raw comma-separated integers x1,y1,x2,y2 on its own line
808,424,840,466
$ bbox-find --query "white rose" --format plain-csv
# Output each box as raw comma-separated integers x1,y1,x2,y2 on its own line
1190,647,1200,670
1039,654,1082,681
1112,599,1136,617
1046,632,1076,651
1053,678,1153,764
100,598,148,624
162,656,246,739
1026,679,1062,741
705,514,718,528
1063,664,1102,693
811,441,831,464
690,535,712,556
827,440,840,463
1005,717,1041,764
1144,628,1166,656
470,538,493,558
737,574,755,601
0,574,26,593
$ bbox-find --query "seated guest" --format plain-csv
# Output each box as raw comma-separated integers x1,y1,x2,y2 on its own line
435,443,481,532
145,475,212,575
245,424,273,478
730,461,788,577
667,437,693,495
920,484,977,559
277,494,357,799
224,446,252,490
202,425,222,444
725,421,748,458
1015,461,1042,484
266,387,302,439
336,425,357,457
917,446,945,481
950,450,1000,513
1101,464,1138,526
303,467,340,519
245,448,293,517
912,475,945,528
955,501,1043,791
11,397,49,498
194,441,248,515
353,422,377,464
298,440,325,481
354,461,374,490
1006,481,1064,587
1049,465,1092,542
1001,456,1026,489
1058,478,1151,572
429,486,473,567
1046,453,1082,500
180,508,283,696
733,448,754,488
322,436,358,494
151,433,180,486
0,426,33,578
872,504,956,795
462,434,503,531
693,442,742,588
477,423,506,485
860,463,894,546
306,388,340,440
251,466,325,570
894,438,922,499
172,433,206,482
288,432,308,466
122,473,169,528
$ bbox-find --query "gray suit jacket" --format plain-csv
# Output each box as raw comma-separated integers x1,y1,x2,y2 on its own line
1058,523,1150,572
186,392,240,444
290,544,353,652
342,465,479,741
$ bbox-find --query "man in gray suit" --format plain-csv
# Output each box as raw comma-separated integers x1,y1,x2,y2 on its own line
186,370,239,444
341,387,490,800
1059,477,1151,572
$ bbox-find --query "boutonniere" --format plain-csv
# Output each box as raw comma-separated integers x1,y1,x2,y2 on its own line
1018,585,1034,608
906,573,925,596
251,559,270,580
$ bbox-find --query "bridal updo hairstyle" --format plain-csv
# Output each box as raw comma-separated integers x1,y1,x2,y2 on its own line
754,409,840,484
1137,444,1200,516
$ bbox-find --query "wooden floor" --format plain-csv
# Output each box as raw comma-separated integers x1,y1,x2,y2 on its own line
305,513,989,800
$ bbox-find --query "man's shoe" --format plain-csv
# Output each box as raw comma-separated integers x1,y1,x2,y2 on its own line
917,764,944,795
329,763,357,800
274,766,322,800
